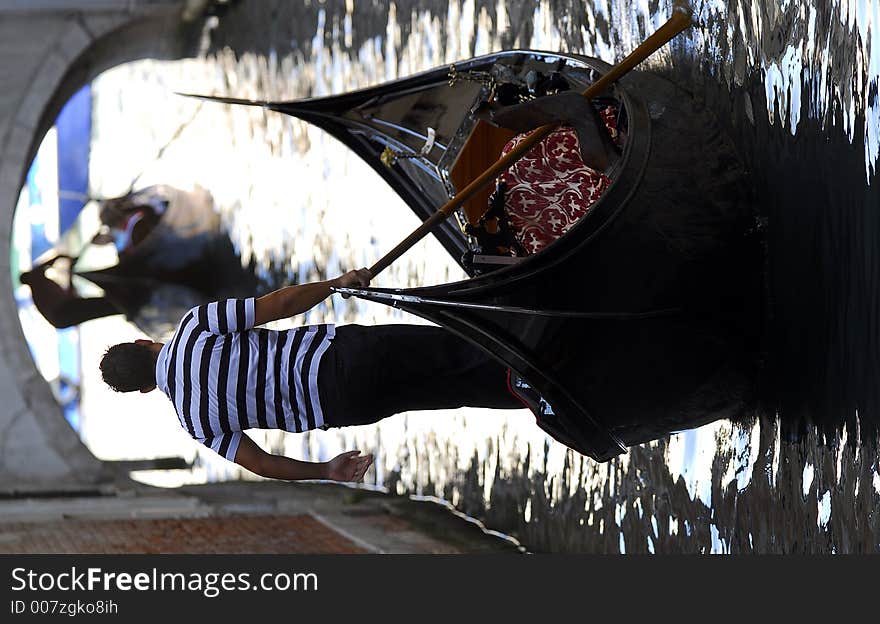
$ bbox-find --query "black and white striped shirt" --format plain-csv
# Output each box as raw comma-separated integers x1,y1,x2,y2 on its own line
155,298,335,462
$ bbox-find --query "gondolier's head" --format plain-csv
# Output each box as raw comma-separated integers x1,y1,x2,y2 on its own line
100,339,162,393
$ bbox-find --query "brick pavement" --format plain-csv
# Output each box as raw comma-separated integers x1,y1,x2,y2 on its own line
0,514,368,554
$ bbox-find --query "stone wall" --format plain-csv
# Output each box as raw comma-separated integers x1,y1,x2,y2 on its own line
0,0,209,490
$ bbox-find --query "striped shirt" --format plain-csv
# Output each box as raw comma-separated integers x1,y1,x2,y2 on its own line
155,298,335,462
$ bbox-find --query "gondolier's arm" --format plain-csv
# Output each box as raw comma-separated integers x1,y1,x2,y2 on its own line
233,433,373,482
254,268,371,325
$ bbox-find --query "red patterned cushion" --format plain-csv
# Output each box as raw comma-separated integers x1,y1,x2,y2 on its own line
500,106,618,255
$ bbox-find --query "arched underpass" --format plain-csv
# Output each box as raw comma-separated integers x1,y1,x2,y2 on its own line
0,0,212,491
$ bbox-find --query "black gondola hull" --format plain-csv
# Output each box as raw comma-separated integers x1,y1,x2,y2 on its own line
197,51,763,460
340,65,763,460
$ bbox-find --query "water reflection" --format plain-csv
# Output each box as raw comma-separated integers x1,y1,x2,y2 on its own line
81,0,880,552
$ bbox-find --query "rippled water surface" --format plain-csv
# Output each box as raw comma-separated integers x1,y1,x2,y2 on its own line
79,0,880,552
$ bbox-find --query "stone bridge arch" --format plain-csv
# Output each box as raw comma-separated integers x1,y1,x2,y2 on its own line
0,0,213,490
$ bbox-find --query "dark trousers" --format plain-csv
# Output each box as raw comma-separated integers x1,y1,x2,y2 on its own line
318,324,520,427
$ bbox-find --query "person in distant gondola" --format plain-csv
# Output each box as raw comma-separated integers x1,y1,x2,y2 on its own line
19,188,170,329
99,269,520,483
473,90,623,256
90,186,168,256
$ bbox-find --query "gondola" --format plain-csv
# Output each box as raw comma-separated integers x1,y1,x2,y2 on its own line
190,50,764,461
76,185,261,339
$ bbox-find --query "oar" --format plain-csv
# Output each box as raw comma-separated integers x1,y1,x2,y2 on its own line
126,100,205,194
368,4,693,277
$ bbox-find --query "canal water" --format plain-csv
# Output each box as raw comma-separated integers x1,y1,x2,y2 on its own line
74,0,879,552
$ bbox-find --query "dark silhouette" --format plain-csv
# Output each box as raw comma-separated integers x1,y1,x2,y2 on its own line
19,185,261,337
19,254,121,328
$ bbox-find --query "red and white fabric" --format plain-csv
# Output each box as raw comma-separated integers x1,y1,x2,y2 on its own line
500,106,618,255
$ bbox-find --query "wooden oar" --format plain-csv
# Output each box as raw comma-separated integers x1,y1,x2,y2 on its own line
368,5,693,277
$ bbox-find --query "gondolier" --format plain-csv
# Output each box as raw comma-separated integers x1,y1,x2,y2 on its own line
99,268,520,482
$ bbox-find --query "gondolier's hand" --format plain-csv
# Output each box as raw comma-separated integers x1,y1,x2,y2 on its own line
333,268,372,298
324,450,374,482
